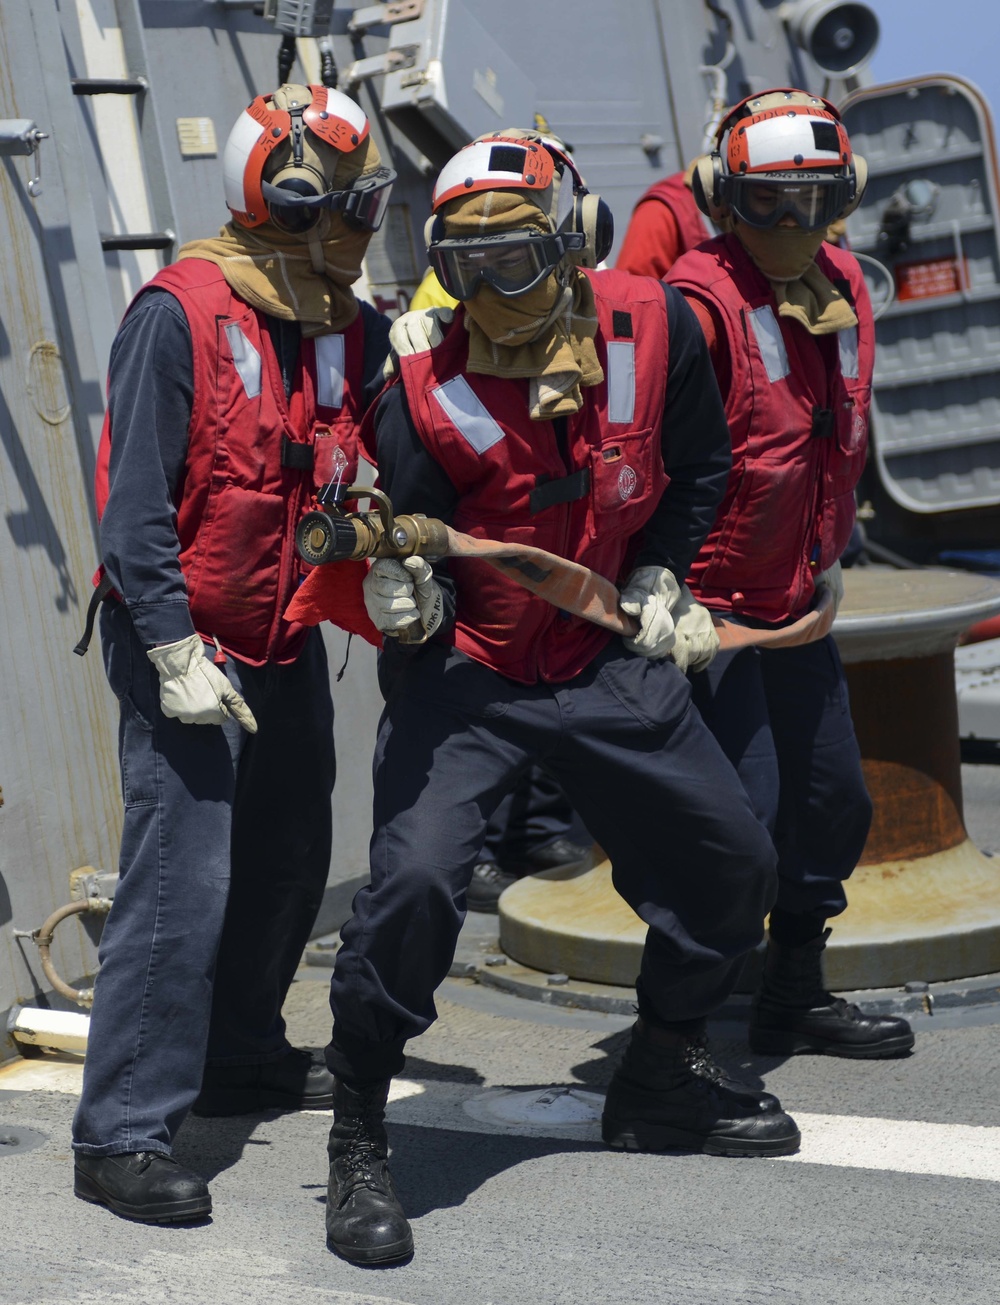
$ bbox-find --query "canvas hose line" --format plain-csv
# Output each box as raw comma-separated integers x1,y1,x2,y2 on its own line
290,498,836,651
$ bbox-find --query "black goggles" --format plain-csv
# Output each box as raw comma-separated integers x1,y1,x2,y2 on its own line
261,165,397,232
429,228,586,300
725,173,853,233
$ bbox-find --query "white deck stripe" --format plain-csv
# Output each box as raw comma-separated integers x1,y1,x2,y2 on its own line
781,1112,1000,1182
5,1057,999,1184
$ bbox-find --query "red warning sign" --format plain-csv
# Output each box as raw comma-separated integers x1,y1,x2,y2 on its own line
895,256,967,301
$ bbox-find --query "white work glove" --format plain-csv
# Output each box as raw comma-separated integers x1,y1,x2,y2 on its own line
670,585,720,674
146,634,257,733
619,565,682,660
384,307,455,379
363,556,445,640
815,559,844,617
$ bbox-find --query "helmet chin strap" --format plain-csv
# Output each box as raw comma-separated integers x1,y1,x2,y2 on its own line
307,226,327,273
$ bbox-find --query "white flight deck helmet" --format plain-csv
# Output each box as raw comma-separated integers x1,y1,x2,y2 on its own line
692,87,868,232
424,132,614,300
222,83,395,235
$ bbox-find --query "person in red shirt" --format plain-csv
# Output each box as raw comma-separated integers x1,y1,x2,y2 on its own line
666,88,914,1061
616,163,717,278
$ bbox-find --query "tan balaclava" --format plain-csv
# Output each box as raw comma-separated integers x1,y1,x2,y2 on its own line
180,85,380,336
735,220,858,336
440,189,603,420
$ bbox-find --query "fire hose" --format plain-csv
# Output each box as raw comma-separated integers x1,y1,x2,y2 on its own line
291,486,835,651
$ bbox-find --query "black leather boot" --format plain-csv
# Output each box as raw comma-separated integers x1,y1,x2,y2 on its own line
601,1019,800,1157
326,1078,413,1265
466,860,516,914
74,1151,211,1223
192,1046,335,1116
749,929,915,1058
684,1029,781,1113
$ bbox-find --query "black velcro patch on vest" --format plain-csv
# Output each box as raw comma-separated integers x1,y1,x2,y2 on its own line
489,145,527,175
281,437,314,470
612,311,633,339
529,468,591,515
811,407,835,440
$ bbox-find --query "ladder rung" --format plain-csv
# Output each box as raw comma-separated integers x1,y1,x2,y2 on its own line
100,232,174,251
72,78,147,96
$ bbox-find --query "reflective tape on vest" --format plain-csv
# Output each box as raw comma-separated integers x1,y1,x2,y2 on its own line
748,305,790,383
838,326,859,380
224,323,262,400
315,332,346,409
431,376,506,454
606,341,636,424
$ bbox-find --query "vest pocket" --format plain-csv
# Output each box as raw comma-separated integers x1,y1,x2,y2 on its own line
187,484,285,652
702,454,812,594
589,428,658,539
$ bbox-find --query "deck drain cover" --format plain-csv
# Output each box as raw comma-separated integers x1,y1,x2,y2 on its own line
464,1087,603,1131
0,1126,47,1156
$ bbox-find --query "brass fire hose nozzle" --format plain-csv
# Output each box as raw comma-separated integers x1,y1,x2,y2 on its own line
296,487,450,568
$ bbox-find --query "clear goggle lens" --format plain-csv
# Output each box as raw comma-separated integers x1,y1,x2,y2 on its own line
727,176,851,233
429,229,585,300
262,166,397,232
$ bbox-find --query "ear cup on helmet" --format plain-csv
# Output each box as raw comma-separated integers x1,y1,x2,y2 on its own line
692,154,727,221
840,153,868,218
570,192,613,266
424,213,442,249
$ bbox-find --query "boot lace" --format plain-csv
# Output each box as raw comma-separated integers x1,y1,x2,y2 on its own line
338,1135,387,1200
682,1035,730,1091
334,1084,390,1201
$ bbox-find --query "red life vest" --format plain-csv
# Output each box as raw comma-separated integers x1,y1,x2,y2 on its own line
391,268,670,685
667,234,874,622
94,259,367,665
639,173,715,257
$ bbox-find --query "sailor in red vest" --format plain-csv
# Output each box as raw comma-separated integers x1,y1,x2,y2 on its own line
616,162,717,279
666,89,914,1059
71,85,392,1222
320,131,800,1267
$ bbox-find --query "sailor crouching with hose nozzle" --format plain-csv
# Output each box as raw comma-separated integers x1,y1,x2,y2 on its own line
315,130,800,1267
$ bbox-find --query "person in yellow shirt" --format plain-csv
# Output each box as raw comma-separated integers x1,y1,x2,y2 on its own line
409,265,457,311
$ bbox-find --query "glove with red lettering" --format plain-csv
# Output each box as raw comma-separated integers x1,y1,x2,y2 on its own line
363,556,445,640
619,566,682,660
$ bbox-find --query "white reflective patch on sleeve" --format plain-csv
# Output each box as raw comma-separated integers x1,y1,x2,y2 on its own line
748,305,791,383
838,326,859,380
223,323,262,400
431,376,505,454
606,341,636,424
315,333,346,409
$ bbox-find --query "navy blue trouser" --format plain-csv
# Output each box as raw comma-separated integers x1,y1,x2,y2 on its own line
481,764,575,864
73,602,335,1156
327,642,778,1081
689,635,872,921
